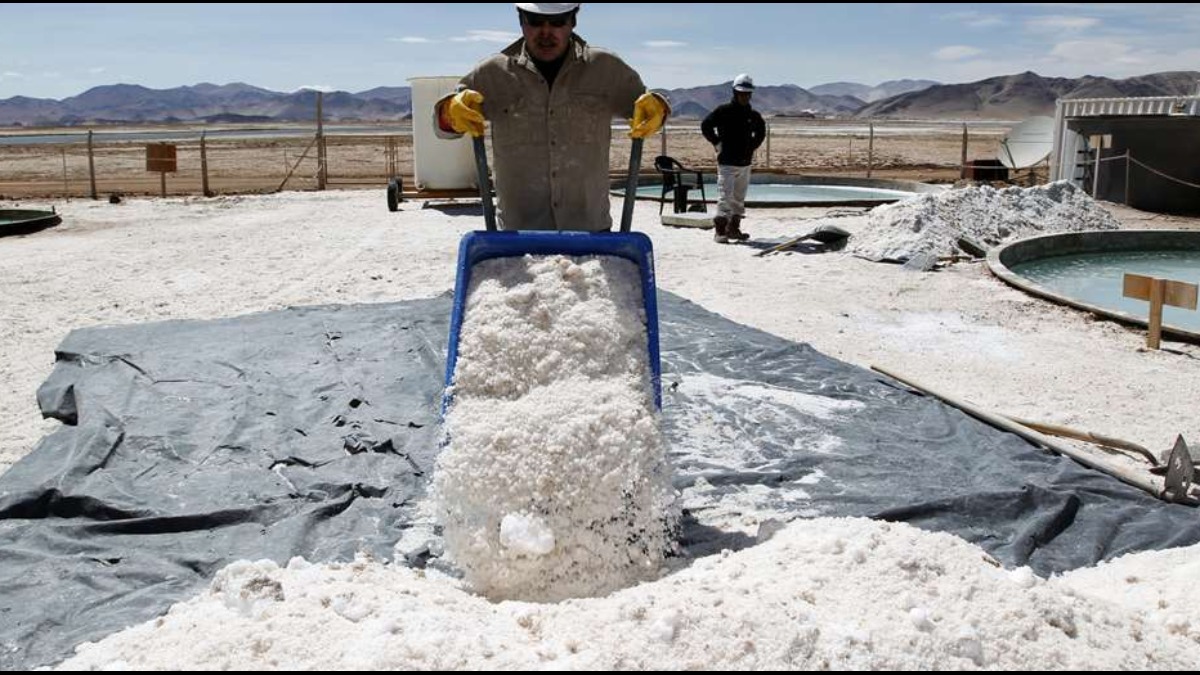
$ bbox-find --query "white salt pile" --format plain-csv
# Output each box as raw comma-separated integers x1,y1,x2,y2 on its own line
56,517,1200,670
434,254,678,602
1056,543,1200,644
850,181,1121,262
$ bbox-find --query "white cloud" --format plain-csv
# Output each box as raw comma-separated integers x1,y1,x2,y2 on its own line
1,71,26,81
920,41,1200,85
295,85,334,93
631,44,756,90
451,30,518,44
644,40,687,48
1026,15,1101,33
933,45,984,61
87,67,107,75
1043,40,1200,75
391,36,434,44
965,15,1005,28
1048,40,1140,65
944,11,1005,28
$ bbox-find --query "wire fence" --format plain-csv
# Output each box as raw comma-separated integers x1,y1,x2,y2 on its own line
0,120,1009,200
0,134,413,199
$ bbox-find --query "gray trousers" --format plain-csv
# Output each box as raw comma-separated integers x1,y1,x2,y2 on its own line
716,164,751,218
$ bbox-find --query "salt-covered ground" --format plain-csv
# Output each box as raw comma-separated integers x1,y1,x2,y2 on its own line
1,186,1198,668
56,518,1200,670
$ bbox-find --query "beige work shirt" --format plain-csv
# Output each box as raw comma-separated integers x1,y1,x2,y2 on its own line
451,36,647,231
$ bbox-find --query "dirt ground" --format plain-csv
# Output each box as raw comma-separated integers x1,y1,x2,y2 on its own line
0,120,1020,200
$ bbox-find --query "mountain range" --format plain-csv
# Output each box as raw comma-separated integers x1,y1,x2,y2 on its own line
855,71,1200,119
1,71,1197,126
0,83,414,127
809,79,940,103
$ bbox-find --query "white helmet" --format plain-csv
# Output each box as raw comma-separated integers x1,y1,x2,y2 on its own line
515,3,580,14
733,73,755,92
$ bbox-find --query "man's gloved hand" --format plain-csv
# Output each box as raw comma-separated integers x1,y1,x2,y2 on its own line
447,89,486,138
629,93,668,139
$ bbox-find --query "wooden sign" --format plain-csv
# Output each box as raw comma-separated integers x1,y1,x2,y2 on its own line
146,143,177,173
1123,274,1199,309
1123,273,1199,349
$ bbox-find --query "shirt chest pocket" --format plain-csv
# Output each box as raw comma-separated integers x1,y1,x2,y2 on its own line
494,95,548,148
566,93,612,144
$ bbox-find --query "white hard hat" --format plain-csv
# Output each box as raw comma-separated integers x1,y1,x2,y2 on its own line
515,3,580,14
733,73,755,92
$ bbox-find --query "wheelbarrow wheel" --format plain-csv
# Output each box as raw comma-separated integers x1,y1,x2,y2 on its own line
386,178,403,212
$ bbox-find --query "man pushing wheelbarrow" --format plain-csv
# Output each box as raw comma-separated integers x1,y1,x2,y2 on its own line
433,2,669,232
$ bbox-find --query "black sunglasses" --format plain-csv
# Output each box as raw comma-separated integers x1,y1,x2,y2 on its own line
524,14,570,28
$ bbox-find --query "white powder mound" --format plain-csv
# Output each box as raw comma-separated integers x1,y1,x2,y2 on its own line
850,181,1121,262
434,254,678,602
56,518,1200,671
1055,545,1200,646
448,255,652,400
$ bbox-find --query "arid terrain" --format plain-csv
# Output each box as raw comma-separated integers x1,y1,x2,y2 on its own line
3,116,1200,673
0,119,1018,199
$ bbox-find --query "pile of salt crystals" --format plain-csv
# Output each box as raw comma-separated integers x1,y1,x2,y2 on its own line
434,254,678,602
849,181,1120,263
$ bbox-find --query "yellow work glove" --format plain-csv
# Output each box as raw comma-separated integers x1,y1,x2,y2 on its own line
447,89,486,138
629,93,668,139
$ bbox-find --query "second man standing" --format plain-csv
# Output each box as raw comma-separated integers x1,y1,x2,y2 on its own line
701,73,765,243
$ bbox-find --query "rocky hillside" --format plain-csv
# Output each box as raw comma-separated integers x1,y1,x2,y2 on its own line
855,71,1200,120
2,71,1197,126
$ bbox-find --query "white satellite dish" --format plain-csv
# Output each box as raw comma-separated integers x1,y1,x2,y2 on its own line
998,116,1054,169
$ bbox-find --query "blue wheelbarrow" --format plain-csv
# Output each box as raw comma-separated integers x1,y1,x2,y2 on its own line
443,136,661,410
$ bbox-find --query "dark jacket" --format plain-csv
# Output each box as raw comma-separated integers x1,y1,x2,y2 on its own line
701,99,766,167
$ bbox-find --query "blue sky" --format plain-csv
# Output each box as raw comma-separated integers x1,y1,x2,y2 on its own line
3,3,1199,99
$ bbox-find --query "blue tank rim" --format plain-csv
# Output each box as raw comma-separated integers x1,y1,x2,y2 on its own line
987,229,1200,343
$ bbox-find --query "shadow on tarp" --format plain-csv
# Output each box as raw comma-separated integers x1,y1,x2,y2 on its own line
2,291,1198,669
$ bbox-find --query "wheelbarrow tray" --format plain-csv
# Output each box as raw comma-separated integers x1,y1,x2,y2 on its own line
444,230,662,411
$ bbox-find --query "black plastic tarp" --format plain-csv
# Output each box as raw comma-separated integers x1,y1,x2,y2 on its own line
2,291,1198,669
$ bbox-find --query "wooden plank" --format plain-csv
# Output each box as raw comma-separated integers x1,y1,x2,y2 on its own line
1148,278,1164,350
1123,273,1152,300
1124,273,1198,309
1164,280,1199,310
1001,414,1158,465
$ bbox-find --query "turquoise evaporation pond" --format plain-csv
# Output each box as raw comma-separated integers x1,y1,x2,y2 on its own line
1011,250,1200,331
630,182,913,203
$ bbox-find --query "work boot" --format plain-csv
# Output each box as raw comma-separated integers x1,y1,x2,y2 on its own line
713,215,729,244
728,215,750,241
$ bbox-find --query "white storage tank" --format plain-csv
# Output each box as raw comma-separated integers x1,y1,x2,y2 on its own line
408,76,477,191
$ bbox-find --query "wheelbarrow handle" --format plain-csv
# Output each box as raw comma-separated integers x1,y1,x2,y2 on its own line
472,136,497,231
620,138,643,233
